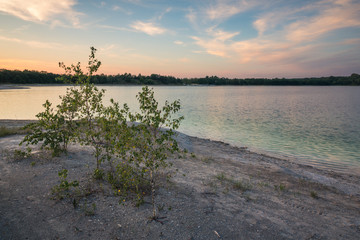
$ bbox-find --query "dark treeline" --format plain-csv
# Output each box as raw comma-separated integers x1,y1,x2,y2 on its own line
1,69,359,86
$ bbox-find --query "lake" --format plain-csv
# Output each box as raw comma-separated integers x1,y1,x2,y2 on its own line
1,85,360,174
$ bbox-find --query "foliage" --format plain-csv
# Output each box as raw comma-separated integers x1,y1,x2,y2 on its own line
13,147,32,160
1,68,359,85
51,169,79,200
126,86,183,218
19,47,184,220
310,191,319,199
20,100,72,156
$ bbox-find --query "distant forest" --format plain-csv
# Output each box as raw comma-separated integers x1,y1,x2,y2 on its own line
1,69,359,86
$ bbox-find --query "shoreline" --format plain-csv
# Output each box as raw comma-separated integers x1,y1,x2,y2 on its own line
1,119,360,176
1,120,360,239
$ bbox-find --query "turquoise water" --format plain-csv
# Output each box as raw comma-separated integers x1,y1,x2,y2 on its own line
1,85,360,173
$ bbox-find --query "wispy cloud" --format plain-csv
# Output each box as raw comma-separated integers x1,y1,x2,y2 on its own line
0,0,82,27
112,5,133,15
204,0,262,22
158,7,172,20
186,8,197,25
96,24,132,32
191,0,360,73
191,27,239,57
131,21,166,36
0,36,65,49
285,0,360,42
174,41,185,45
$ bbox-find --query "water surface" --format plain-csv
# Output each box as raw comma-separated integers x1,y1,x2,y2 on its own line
1,85,359,174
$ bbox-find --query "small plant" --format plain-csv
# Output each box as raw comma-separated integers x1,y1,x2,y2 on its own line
310,191,319,199
201,156,213,163
51,169,79,200
274,183,286,191
233,180,251,192
82,201,96,216
93,168,104,180
30,161,36,167
216,172,226,181
13,147,32,160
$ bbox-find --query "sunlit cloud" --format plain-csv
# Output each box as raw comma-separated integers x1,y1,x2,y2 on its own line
191,0,360,73
0,58,60,72
0,0,82,26
178,57,190,63
96,24,131,32
174,41,184,45
285,1,360,42
191,27,239,57
0,36,65,49
131,21,166,35
205,0,258,21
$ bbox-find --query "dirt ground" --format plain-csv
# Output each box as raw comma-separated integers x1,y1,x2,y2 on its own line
0,120,359,239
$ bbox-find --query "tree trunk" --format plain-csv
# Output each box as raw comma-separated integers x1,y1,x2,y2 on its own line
150,170,156,218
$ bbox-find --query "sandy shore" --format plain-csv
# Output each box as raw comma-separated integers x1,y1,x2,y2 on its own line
0,120,359,239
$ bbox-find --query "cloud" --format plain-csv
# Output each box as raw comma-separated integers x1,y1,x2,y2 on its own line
186,8,197,24
112,5,132,15
158,7,172,20
285,1,360,42
174,41,184,45
0,36,65,49
205,0,259,21
131,21,166,35
191,27,239,57
191,0,360,74
0,0,81,26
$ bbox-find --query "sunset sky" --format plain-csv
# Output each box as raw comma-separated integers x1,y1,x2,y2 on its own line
0,0,359,78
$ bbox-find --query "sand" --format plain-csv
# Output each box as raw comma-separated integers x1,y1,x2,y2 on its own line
0,120,359,239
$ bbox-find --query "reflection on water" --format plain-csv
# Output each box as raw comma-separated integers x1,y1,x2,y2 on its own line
1,85,360,174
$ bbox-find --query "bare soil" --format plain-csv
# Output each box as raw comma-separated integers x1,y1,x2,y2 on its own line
0,120,359,239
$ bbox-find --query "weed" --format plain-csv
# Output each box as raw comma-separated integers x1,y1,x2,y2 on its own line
257,181,269,188
93,168,104,180
201,156,213,163
274,183,286,191
30,161,36,167
233,180,252,192
216,172,226,181
310,191,319,199
83,201,96,216
13,147,32,160
51,169,79,200
157,203,165,212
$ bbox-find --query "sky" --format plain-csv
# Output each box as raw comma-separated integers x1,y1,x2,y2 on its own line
0,0,359,78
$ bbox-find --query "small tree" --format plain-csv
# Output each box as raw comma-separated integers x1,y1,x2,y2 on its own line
21,100,72,156
57,47,109,169
129,86,184,219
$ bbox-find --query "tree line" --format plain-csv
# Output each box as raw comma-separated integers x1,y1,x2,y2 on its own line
1,69,359,86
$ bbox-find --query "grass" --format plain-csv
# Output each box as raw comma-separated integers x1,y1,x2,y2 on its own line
0,126,18,137
0,126,31,137
310,191,319,199
274,183,286,191
215,172,252,192
233,180,252,192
